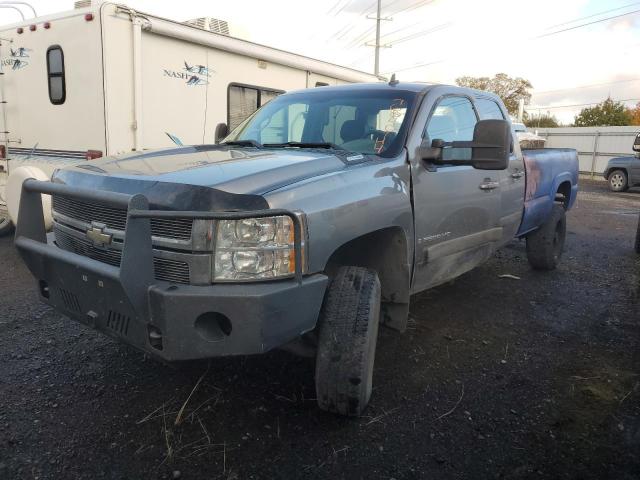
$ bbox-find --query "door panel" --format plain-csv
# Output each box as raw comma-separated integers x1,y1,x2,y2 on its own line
474,97,525,243
411,95,501,293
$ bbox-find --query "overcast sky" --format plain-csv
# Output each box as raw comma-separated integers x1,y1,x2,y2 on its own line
1,0,638,123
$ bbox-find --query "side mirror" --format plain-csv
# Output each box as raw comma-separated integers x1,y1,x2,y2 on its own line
633,132,640,152
214,123,229,144
419,120,511,170
465,119,511,170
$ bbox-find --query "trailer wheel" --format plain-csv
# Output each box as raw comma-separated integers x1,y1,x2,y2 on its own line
608,170,628,192
315,266,381,417
526,204,566,270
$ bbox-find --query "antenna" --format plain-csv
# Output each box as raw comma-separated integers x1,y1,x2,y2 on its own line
389,73,398,86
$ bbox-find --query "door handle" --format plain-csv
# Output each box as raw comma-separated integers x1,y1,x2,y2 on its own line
479,181,500,191
511,171,525,179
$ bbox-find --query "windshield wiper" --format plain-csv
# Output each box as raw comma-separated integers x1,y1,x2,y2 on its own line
220,140,263,148
263,141,345,151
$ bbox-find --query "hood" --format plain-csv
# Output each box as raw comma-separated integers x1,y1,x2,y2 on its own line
64,145,350,195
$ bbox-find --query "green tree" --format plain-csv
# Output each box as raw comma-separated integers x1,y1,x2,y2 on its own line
455,73,533,116
525,113,560,128
573,98,632,126
627,102,640,126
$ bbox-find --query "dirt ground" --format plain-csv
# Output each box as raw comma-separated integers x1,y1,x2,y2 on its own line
0,180,639,480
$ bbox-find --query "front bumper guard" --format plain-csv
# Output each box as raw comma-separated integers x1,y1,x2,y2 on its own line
14,179,327,360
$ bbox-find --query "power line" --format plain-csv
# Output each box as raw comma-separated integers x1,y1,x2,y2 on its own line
357,0,378,16
346,25,376,48
378,19,424,40
381,59,444,74
326,0,344,15
537,8,640,38
387,22,451,45
533,78,640,96
527,98,640,110
332,0,354,16
544,1,640,30
388,0,434,16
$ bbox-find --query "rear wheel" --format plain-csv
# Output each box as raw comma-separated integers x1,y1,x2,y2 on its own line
315,266,381,417
608,170,628,192
526,204,566,270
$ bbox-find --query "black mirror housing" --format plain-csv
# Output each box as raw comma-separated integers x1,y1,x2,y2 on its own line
633,132,640,152
214,123,229,144
467,119,511,170
419,120,512,170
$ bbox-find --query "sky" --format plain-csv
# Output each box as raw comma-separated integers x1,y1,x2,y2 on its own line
0,0,638,123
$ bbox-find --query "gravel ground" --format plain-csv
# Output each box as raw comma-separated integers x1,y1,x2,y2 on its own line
1,180,639,480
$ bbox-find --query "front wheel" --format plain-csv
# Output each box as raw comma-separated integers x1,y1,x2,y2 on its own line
526,204,567,270
315,266,381,416
608,170,628,192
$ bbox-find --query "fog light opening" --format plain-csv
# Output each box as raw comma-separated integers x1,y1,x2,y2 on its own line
39,280,50,299
195,312,232,342
148,326,163,351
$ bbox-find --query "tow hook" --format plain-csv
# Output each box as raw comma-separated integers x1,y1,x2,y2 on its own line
148,326,163,350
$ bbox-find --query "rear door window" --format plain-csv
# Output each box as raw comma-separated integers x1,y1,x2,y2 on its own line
475,98,505,120
46,46,65,105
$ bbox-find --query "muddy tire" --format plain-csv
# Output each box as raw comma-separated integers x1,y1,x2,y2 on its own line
608,169,628,192
526,204,566,270
315,266,381,417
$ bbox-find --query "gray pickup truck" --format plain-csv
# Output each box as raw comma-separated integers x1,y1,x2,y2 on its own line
603,132,640,192
15,82,578,416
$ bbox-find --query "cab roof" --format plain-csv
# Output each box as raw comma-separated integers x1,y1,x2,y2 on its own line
285,82,503,102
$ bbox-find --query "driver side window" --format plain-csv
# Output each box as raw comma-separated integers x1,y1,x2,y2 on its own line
426,96,478,162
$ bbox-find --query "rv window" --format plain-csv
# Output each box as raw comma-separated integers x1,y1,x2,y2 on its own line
46,46,65,105
228,84,283,130
260,90,280,107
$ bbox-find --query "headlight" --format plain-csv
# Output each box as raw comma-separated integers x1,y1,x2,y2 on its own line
213,215,302,281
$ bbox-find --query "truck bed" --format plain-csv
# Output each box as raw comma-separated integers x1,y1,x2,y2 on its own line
517,148,579,236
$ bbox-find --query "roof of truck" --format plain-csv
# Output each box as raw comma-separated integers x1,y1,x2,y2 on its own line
286,82,434,95
288,81,499,95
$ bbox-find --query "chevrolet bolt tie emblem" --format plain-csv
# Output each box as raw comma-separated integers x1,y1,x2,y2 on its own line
86,222,112,247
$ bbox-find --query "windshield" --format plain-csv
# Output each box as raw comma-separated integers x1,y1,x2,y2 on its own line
224,88,418,157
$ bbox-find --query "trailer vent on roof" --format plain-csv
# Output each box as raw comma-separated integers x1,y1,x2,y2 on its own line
183,17,230,35
74,0,93,8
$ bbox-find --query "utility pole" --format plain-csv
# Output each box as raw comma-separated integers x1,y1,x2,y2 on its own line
374,0,381,76
365,0,392,77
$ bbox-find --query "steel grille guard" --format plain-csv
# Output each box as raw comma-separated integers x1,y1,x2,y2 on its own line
14,179,304,321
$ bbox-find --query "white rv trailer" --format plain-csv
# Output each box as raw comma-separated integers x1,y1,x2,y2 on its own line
0,1,379,234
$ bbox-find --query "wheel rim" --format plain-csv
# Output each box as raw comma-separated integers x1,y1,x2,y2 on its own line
611,174,624,189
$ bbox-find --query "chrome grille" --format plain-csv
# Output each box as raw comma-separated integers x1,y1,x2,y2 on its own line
52,195,194,240
54,227,191,284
